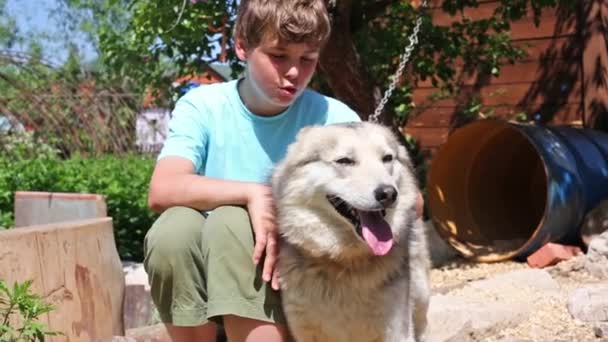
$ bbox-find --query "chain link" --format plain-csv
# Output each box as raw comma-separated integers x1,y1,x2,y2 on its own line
369,1,427,123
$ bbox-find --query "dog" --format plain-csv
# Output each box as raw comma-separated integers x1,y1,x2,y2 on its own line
272,122,430,342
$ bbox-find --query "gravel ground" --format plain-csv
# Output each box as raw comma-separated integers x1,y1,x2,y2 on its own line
429,256,604,341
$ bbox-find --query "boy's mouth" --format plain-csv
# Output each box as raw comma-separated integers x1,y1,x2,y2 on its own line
280,86,296,95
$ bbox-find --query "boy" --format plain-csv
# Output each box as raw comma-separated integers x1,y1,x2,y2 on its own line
144,0,360,341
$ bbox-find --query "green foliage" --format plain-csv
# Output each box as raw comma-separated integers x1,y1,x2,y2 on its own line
59,0,574,116
0,133,157,261
0,0,19,48
0,280,61,341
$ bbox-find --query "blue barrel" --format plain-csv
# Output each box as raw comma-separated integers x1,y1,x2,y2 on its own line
427,119,608,262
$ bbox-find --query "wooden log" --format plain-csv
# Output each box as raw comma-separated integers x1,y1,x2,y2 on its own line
0,218,125,341
14,191,107,228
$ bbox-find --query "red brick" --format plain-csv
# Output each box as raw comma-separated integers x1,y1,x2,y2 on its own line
527,243,582,268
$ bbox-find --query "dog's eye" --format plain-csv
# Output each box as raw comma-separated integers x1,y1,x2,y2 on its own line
382,154,394,163
335,157,355,165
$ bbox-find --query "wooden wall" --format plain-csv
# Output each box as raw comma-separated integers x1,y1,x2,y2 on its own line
402,1,607,154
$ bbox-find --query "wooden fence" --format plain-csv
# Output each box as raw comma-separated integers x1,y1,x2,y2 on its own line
404,0,607,154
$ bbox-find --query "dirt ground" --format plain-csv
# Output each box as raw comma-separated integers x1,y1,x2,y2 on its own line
430,256,604,341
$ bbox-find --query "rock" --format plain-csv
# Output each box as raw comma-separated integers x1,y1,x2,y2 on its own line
427,269,560,341
126,324,170,342
112,337,137,342
567,284,608,322
424,220,459,267
526,243,582,268
595,322,608,338
584,231,608,279
587,231,608,258
469,269,560,293
123,262,157,330
580,199,608,247
428,292,529,341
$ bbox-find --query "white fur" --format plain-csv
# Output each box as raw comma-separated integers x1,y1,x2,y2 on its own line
272,122,431,342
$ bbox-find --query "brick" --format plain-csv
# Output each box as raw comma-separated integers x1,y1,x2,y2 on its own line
526,243,582,268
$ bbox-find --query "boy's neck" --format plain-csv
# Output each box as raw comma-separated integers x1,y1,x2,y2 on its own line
237,78,290,117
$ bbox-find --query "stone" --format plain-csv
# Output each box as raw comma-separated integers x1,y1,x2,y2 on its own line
112,337,137,342
595,322,608,338
583,231,608,279
567,284,608,322
580,199,608,247
123,262,157,330
126,324,171,342
470,269,560,293
426,269,561,341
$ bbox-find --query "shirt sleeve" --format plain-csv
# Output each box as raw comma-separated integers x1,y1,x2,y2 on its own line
157,93,208,173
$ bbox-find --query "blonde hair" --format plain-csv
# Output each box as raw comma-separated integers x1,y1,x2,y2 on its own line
233,0,331,49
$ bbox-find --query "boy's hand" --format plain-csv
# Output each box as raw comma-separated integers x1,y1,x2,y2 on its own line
246,184,281,290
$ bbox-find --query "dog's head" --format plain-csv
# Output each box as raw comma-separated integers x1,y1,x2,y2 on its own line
272,122,419,260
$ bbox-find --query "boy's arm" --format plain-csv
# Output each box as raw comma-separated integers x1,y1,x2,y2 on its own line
148,156,253,212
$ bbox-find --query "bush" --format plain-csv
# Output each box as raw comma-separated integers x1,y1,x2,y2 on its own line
0,279,61,341
0,133,157,261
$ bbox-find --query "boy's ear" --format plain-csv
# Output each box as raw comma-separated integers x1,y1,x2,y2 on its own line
235,38,248,61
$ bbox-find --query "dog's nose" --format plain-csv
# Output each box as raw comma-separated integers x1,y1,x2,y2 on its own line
374,185,397,207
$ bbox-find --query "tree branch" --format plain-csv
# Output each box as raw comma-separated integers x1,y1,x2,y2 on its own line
320,0,382,122
362,0,398,21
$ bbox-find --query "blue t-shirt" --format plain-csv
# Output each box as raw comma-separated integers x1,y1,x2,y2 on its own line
158,79,361,184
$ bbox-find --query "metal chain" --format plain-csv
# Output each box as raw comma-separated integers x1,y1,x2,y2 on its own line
369,0,427,123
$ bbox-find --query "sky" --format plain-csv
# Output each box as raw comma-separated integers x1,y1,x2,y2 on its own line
5,0,98,65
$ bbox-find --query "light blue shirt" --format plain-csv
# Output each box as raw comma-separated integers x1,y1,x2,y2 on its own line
158,79,361,184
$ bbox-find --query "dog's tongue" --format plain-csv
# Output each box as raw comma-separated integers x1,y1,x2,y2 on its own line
359,211,393,256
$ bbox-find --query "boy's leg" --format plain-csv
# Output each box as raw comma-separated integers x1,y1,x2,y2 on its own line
202,206,288,341
143,206,217,341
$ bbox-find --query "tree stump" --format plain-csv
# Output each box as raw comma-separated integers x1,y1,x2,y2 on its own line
0,218,125,341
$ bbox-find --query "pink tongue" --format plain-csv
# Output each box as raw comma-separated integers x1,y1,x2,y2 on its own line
359,211,393,256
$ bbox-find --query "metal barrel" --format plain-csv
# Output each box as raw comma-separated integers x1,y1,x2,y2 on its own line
426,119,608,262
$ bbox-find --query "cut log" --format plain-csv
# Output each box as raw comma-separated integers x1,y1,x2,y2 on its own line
0,217,125,341
14,191,107,228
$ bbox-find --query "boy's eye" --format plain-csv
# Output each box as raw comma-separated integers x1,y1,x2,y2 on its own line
270,54,285,59
301,57,316,63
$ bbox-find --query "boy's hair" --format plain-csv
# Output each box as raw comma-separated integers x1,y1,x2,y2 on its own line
234,0,331,49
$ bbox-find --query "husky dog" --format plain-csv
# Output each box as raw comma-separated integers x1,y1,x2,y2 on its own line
272,122,430,342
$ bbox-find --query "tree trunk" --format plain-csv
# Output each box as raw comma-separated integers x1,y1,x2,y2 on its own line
320,0,382,123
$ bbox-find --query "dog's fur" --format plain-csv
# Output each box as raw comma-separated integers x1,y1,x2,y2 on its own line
272,122,431,342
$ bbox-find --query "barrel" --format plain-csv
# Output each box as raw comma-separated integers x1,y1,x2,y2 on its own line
426,119,608,262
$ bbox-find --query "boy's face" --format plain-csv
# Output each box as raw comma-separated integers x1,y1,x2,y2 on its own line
236,36,320,115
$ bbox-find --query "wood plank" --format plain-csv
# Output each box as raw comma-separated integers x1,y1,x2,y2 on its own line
513,37,580,62
581,0,608,129
417,58,581,88
430,2,577,39
406,104,583,127
403,126,450,148
0,218,125,341
412,81,582,107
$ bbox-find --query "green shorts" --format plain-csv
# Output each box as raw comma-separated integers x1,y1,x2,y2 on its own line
143,206,285,326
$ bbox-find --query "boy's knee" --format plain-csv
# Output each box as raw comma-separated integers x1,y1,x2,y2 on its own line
145,206,206,260
203,206,254,255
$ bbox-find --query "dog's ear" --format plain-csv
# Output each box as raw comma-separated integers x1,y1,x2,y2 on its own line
294,125,317,142
271,125,322,192
397,144,414,170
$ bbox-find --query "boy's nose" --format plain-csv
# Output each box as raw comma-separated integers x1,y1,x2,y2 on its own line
285,65,299,79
